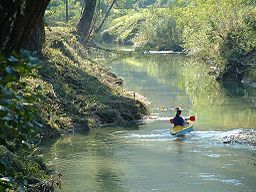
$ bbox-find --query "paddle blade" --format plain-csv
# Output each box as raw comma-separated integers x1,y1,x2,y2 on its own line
190,116,196,121
170,118,174,124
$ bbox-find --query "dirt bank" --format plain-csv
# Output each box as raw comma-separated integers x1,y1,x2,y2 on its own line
33,26,148,138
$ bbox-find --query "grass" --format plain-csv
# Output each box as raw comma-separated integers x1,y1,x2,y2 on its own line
32,26,148,135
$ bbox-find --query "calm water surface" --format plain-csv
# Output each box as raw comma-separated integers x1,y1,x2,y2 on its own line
41,55,256,192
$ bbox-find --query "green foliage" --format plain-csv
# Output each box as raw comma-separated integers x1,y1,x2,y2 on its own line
45,0,82,26
220,19,256,62
104,0,256,79
105,10,148,44
0,51,40,152
104,8,182,50
116,0,180,9
0,145,50,191
247,66,256,81
175,0,256,78
176,1,242,56
134,8,182,50
0,51,49,190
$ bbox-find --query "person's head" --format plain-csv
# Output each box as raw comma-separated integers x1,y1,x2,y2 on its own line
176,109,182,116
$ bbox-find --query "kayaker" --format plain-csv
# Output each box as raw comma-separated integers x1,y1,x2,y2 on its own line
173,108,185,126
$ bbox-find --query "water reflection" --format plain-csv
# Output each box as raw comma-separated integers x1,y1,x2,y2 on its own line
40,54,256,192
96,168,126,192
111,55,256,130
41,129,127,191
174,137,186,154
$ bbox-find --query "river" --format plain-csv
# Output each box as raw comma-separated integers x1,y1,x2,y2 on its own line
40,54,256,192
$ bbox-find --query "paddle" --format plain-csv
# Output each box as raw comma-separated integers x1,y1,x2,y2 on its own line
170,116,196,124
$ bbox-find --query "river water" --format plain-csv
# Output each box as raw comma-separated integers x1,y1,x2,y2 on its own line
41,54,256,192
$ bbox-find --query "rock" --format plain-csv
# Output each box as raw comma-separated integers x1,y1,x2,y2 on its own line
223,129,256,146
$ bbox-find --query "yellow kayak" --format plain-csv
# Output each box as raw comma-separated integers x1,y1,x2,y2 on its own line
170,120,194,136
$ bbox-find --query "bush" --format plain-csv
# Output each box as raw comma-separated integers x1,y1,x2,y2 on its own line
103,8,183,50
0,50,41,152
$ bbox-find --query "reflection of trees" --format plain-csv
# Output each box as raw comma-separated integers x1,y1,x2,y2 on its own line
96,167,127,192
121,54,186,87
43,132,118,159
42,128,127,191
174,137,185,154
113,55,191,110
115,55,256,129
182,60,256,129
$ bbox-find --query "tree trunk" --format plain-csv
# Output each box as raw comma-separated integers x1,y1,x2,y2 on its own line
26,18,45,54
95,0,117,33
66,0,69,22
0,0,50,55
77,0,97,45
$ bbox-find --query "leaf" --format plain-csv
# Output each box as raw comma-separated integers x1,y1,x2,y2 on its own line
2,116,13,121
7,56,18,63
5,66,20,79
5,66,14,74
27,56,39,66
20,49,39,66
0,105,9,111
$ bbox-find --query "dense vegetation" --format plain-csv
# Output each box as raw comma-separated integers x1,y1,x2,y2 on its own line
102,0,256,81
45,0,256,81
0,51,50,191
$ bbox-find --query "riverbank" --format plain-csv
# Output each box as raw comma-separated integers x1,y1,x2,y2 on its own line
0,26,149,190
35,26,148,138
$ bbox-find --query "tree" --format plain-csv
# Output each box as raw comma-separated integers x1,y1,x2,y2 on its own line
0,0,50,55
45,0,83,26
66,0,69,22
95,0,117,34
26,18,45,54
77,0,97,45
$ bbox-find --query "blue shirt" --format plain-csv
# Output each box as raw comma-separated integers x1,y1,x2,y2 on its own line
173,116,185,126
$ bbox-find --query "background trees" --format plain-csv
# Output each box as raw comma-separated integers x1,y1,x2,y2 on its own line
77,0,97,45
176,0,256,79
100,0,256,80
45,0,83,26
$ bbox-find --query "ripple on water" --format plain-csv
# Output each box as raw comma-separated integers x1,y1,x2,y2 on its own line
123,129,174,140
198,173,242,185
188,130,256,149
122,129,255,151
204,153,221,158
